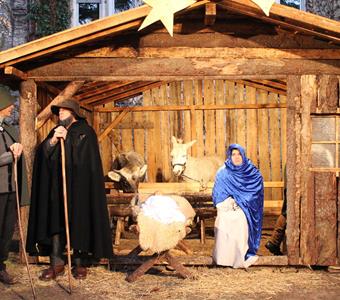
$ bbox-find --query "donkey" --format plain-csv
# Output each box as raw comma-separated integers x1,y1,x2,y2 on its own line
170,136,224,189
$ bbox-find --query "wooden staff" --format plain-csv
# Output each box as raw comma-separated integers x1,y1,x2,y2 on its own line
14,157,36,299
60,139,72,294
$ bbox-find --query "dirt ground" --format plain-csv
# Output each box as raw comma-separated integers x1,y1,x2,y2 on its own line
1,232,340,300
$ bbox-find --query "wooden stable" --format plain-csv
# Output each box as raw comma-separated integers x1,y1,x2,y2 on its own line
0,0,339,266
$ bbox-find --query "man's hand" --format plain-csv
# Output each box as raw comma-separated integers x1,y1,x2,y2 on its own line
50,126,68,145
10,143,23,158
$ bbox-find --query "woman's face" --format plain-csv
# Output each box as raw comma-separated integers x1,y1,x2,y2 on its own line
231,149,243,166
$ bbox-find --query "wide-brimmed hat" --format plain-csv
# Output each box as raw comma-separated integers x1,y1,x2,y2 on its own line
0,85,15,111
51,98,85,120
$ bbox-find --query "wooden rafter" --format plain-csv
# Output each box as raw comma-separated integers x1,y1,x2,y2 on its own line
35,81,85,130
0,1,210,68
93,81,167,107
74,81,133,101
217,0,340,44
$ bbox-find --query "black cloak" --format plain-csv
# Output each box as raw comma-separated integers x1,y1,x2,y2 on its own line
26,120,112,259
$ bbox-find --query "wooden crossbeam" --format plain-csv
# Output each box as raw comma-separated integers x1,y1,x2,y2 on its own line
205,3,216,26
98,108,130,142
95,103,287,113
4,66,27,80
35,81,85,130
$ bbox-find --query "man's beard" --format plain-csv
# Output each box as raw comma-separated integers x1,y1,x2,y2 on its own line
58,115,74,128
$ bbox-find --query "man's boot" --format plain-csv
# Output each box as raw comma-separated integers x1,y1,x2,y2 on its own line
265,214,286,255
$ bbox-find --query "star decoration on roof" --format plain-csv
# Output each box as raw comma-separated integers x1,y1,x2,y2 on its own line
139,0,197,36
251,0,275,16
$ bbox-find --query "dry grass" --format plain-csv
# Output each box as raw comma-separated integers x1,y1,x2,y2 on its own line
1,262,340,300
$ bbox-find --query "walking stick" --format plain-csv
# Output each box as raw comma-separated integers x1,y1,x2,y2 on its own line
60,139,72,294
14,157,36,299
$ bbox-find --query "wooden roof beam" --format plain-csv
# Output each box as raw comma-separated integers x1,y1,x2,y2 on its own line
35,81,85,130
82,81,156,105
38,82,93,111
74,81,133,101
217,0,340,44
205,3,216,26
93,81,166,107
4,66,27,80
234,80,286,95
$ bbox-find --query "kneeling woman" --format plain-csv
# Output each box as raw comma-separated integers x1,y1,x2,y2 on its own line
212,144,264,268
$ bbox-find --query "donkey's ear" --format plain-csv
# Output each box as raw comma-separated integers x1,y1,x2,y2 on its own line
186,140,197,149
171,136,178,145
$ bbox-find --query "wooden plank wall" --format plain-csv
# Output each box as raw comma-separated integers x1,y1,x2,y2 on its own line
106,80,286,214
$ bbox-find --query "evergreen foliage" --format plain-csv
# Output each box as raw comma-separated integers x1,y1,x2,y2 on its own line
28,0,71,37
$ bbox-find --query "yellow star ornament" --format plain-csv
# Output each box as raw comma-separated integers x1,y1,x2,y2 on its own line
251,0,275,16
139,0,197,36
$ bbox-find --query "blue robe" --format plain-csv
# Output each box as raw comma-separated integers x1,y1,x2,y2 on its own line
212,144,264,259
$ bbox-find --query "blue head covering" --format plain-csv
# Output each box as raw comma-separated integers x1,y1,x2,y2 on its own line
212,144,264,259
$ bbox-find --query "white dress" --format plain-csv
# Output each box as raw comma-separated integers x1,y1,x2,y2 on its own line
212,197,258,268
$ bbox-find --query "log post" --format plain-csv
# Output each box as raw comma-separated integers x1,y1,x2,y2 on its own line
300,75,317,265
19,79,37,263
286,75,301,265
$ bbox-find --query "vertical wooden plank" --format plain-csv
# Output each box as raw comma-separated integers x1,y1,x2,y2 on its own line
215,80,226,159
245,86,257,166
109,111,120,163
194,80,204,157
280,95,287,180
286,75,301,265
160,84,171,181
257,90,271,202
133,108,145,160
225,81,235,147
318,75,338,114
183,81,193,154
101,107,113,175
121,110,133,152
338,178,340,262
151,87,163,182
19,79,37,263
314,172,337,265
168,82,180,139
204,80,215,156
300,75,317,265
236,83,246,148
144,89,155,182
268,92,282,203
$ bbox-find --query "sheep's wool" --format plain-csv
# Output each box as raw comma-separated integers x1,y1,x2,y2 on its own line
138,213,186,253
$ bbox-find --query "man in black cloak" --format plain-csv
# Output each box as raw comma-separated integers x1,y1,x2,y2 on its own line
26,99,112,280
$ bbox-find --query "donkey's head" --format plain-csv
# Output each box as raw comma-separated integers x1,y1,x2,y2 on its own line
170,136,196,177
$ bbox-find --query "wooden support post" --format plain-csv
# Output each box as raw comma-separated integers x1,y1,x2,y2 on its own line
35,81,85,130
300,75,317,265
205,3,216,26
19,79,37,263
286,75,301,265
